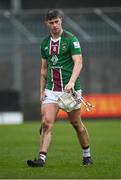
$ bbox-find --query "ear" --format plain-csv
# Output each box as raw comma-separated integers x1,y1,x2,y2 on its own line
60,17,62,23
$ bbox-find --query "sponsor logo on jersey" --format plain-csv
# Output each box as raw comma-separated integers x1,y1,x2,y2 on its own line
51,55,59,65
73,41,80,48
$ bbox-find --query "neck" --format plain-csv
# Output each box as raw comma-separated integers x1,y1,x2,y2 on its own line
51,29,63,39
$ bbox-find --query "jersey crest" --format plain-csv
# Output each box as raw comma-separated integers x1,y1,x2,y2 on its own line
62,42,68,54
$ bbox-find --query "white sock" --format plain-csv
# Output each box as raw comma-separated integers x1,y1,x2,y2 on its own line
39,152,47,162
83,147,91,157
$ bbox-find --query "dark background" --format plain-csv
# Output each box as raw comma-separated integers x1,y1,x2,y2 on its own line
0,0,121,9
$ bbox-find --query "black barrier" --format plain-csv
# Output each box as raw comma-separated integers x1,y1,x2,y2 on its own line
21,0,121,8
0,91,20,112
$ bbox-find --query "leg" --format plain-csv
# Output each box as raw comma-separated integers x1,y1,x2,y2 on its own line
27,103,59,167
40,103,59,152
68,108,92,165
68,108,90,148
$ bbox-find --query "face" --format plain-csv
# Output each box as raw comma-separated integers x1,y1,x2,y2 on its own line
46,17,62,35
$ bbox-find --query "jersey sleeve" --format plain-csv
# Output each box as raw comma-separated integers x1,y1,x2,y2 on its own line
40,43,46,59
70,36,82,55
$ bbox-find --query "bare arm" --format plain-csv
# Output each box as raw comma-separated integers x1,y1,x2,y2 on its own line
40,58,48,101
65,54,83,91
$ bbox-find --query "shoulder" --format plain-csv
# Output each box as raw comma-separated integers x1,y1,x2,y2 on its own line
41,35,50,47
62,30,77,40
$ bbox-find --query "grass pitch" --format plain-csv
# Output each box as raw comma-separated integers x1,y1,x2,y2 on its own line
0,119,121,179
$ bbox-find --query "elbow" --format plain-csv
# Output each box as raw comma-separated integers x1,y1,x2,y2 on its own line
41,69,47,79
77,60,83,70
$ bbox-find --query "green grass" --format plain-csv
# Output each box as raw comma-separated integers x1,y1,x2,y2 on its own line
0,119,121,179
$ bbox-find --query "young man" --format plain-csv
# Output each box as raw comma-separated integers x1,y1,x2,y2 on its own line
27,9,92,167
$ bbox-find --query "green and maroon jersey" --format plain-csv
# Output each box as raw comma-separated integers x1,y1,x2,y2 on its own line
41,30,82,91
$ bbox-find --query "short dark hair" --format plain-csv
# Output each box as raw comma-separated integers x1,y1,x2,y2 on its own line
45,9,63,21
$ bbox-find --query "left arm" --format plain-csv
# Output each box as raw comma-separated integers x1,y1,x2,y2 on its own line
65,54,83,92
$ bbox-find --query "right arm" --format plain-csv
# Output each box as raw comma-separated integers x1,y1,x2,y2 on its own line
40,58,48,101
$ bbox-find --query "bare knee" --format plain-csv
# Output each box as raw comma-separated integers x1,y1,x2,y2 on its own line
42,117,53,133
71,121,86,133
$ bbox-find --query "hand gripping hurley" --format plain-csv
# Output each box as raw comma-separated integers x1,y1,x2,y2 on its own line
57,91,78,112
57,90,94,112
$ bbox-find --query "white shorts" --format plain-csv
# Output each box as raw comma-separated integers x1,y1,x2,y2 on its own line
42,89,82,110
